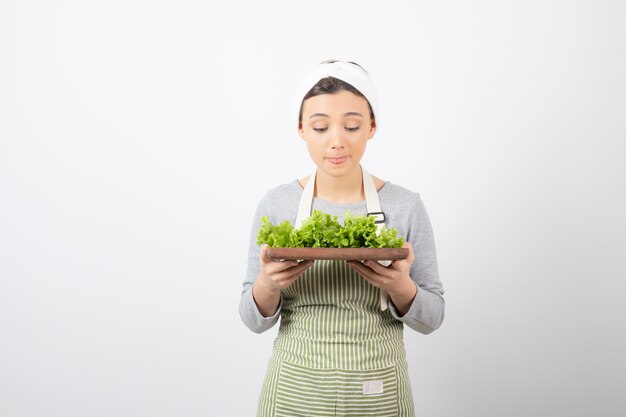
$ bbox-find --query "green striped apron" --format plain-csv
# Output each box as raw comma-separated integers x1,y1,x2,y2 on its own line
257,169,415,417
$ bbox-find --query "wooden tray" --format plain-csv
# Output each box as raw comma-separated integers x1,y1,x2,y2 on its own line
267,247,409,261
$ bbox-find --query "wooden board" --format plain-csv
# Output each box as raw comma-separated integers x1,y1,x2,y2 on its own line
267,247,409,261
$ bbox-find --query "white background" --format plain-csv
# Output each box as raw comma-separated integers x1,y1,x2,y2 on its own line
1,1,625,416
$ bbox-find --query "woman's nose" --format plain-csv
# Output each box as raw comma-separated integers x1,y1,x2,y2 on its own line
329,127,346,148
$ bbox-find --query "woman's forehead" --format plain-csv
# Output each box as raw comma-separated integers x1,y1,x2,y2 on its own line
301,91,370,115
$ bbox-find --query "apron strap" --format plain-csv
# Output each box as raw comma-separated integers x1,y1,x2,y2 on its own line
296,167,390,310
363,168,384,233
295,172,316,229
362,169,390,310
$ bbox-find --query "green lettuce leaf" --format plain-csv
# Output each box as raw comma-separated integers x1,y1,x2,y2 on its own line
257,210,404,248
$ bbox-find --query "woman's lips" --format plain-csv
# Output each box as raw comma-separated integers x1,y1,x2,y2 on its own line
327,156,348,165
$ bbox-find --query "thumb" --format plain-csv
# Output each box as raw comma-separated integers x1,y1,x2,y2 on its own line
403,242,414,264
260,244,273,264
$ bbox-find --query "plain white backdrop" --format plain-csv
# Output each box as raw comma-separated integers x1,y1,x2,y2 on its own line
1,1,625,416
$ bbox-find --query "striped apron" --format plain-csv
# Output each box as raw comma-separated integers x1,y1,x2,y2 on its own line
257,169,415,417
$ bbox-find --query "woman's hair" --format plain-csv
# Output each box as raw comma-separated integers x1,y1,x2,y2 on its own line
298,73,375,124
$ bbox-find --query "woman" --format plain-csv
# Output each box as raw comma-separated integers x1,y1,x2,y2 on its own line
239,59,445,417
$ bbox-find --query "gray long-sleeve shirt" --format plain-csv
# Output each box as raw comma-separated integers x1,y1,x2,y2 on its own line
239,180,445,335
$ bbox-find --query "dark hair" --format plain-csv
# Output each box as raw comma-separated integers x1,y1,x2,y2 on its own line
298,76,375,124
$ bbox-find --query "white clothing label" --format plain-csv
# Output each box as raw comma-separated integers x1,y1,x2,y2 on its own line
362,380,384,395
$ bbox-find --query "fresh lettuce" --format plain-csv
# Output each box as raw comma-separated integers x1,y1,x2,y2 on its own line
257,210,404,248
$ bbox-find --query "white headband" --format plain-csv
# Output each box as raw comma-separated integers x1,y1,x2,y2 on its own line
294,60,379,130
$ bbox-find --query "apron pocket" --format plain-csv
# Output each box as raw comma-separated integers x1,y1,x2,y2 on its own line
275,361,399,417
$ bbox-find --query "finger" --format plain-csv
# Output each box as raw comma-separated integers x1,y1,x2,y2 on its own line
266,260,300,276
280,269,309,287
361,259,392,275
404,242,414,264
347,260,375,279
290,260,314,274
261,246,300,271
260,245,272,264
271,260,314,283
390,243,414,270
260,246,298,269
347,261,380,287
296,260,315,275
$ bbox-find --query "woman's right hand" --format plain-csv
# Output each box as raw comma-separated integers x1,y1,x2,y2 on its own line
256,245,314,292
252,245,314,317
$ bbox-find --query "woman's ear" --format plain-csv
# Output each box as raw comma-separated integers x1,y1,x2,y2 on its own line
298,121,306,140
367,119,377,139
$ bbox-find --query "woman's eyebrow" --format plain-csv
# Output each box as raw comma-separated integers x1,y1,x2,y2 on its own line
308,111,364,119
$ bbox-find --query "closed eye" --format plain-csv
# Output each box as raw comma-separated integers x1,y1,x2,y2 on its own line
313,127,328,133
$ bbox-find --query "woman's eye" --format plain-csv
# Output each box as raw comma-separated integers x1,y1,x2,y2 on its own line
346,126,360,132
313,127,328,133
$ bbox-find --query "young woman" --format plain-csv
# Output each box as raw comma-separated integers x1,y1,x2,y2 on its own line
239,60,445,417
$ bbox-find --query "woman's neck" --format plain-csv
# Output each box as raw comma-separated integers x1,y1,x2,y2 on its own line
314,167,364,204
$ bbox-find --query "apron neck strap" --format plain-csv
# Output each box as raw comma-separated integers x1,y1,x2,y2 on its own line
295,171,316,230
362,168,385,233
296,167,385,230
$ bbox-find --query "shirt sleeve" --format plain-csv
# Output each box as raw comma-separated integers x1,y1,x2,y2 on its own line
238,194,283,333
387,194,445,334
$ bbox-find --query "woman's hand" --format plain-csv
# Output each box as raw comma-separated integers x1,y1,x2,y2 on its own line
257,245,314,291
252,245,314,317
347,242,417,315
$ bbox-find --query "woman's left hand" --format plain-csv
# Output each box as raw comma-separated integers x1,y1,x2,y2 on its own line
347,242,417,314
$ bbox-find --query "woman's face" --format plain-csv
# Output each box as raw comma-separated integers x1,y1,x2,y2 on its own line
298,90,376,179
